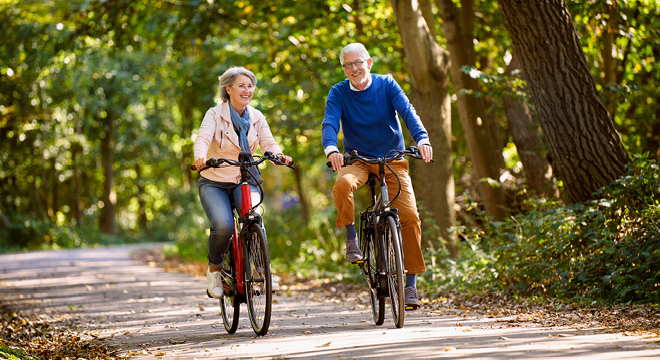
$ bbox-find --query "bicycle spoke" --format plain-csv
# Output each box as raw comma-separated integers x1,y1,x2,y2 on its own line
219,247,239,333
385,216,405,328
244,224,272,336
362,230,385,326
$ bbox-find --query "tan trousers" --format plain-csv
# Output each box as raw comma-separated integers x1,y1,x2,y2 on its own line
332,159,426,274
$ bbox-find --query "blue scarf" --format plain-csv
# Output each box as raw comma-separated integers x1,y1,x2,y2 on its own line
228,101,263,185
228,101,251,153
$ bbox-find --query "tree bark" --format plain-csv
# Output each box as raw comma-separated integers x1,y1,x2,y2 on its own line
391,0,458,257
436,0,507,221
135,163,148,230
503,51,557,197
180,102,194,192
290,138,310,223
497,0,629,203
601,2,618,119
71,141,83,226
100,110,116,235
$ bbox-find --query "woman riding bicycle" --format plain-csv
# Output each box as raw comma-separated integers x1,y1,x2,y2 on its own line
193,66,292,299
322,43,433,308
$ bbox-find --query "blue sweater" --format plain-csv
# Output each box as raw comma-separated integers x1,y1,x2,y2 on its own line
321,74,429,158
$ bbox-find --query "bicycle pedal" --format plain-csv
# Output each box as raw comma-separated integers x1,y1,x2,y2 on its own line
354,259,365,264
405,305,419,311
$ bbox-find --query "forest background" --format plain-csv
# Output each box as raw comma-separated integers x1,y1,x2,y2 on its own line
1,0,658,306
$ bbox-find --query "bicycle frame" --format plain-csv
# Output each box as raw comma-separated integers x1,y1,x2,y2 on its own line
332,146,429,328
195,151,294,335
194,152,292,297
361,168,401,299
232,159,265,296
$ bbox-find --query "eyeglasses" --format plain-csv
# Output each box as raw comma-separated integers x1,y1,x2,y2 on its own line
342,59,366,69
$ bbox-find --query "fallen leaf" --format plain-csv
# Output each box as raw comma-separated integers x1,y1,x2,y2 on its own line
443,347,456,351
302,330,312,334
316,342,331,347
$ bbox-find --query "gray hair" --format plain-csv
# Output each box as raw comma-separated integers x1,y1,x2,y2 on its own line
339,43,371,65
218,67,257,102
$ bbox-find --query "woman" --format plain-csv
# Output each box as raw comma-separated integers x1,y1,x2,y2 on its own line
194,66,292,298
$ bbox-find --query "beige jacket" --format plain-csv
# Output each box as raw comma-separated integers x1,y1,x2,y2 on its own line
193,102,283,184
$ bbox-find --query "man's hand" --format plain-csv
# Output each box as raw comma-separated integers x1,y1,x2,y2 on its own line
328,152,344,172
419,144,433,163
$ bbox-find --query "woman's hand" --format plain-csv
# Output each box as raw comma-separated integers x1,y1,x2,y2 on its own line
278,154,293,165
193,157,207,170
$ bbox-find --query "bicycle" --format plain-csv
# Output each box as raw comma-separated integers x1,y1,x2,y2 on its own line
193,151,294,336
328,146,428,328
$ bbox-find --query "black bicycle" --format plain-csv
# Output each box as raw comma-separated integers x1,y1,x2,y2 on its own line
194,151,294,336
328,146,427,328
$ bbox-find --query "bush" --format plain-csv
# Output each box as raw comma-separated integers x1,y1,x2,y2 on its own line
425,154,660,304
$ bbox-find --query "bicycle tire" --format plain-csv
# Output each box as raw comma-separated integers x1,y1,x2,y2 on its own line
384,216,405,328
244,223,272,336
362,228,385,325
219,249,240,334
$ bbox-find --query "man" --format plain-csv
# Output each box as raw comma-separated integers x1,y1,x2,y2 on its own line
322,43,433,308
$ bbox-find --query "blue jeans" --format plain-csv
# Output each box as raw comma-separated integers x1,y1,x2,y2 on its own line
198,177,261,267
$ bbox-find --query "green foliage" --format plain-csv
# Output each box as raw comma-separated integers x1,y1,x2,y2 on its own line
2,0,660,310
458,65,529,103
0,344,36,360
425,155,659,304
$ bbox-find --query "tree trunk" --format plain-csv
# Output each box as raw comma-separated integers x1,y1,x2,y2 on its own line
391,0,458,257
436,0,507,221
601,2,618,119
135,163,148,230
51,158,59,221
100,111,116,235
497,0,629,203
180,102,194,192
503,51,557,198
71,141,83,226
290,138,310,223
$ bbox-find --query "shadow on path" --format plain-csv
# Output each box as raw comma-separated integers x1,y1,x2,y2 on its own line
2,245,659,359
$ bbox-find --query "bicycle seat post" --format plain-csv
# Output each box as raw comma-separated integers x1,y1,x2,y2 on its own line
378,162,390,211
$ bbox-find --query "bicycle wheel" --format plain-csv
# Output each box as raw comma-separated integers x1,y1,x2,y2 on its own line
384,216,405,328
244,223,272,336
219,249,240,334
361,228,385,325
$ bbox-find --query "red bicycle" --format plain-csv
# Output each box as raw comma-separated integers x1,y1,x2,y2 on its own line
194,151,294,336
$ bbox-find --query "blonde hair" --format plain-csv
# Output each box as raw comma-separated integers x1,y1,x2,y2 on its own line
218,67,257,102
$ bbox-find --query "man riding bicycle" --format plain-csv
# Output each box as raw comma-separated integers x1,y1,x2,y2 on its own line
322,43,433,308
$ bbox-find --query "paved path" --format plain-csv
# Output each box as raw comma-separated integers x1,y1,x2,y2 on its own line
1,245,659,359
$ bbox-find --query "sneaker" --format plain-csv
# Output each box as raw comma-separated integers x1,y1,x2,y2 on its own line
404,286,421,309
271,277,280,292
345,238,363,262
207,268,223,299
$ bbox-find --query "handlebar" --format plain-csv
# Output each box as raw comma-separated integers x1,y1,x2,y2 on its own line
325,146,432,169
191,151,295,172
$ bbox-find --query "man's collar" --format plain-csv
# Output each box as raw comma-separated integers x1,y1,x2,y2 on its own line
349,73,372,91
